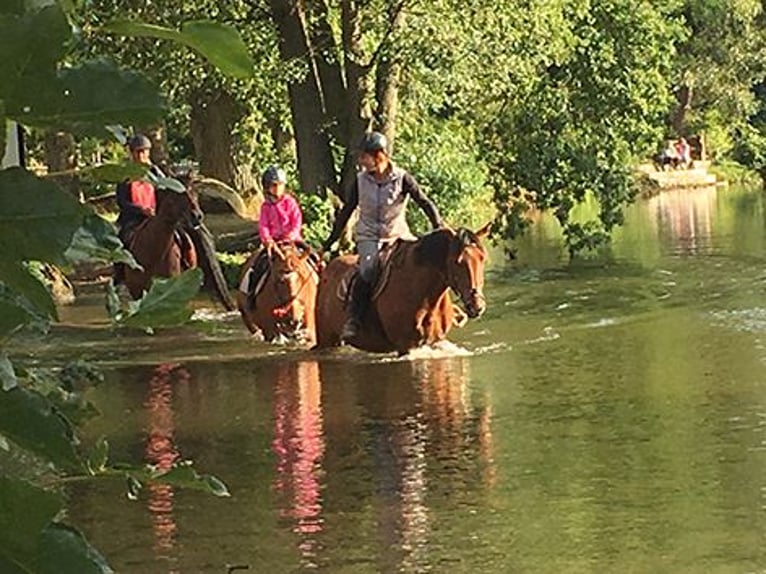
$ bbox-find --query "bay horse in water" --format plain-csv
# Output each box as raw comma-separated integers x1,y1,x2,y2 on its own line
237,241,319,345
124,182,234,309
314,224,490,354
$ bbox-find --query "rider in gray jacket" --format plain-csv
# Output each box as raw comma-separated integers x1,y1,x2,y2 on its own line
323,131,444,341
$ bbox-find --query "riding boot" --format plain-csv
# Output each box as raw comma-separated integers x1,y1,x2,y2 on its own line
112,262,125,285
341,276,371,341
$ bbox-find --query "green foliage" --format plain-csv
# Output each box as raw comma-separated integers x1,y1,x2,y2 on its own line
104,19,254,79
0,3,238,572
107,268,203,329
484,0,681,254
295,191,334,247
216,251,247,289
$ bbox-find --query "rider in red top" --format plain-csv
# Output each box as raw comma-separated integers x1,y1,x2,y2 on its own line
114,134,164,285
116,134,161,243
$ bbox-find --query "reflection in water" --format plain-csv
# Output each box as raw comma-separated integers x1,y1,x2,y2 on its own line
143,363,185,570
272,360,326,569
371,357,497,572
649,186,716,254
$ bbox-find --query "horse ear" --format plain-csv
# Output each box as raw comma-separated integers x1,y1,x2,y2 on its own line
475,221,492,241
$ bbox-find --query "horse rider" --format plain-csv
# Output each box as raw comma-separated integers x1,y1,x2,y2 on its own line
113,133,165,284
244,166,308,300
322,131,444,341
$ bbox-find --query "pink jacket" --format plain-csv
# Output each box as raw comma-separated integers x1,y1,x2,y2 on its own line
259,194,303,244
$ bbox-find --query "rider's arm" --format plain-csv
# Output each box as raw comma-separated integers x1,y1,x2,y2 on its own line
322,181,359,250
116,181,145,220
258,202,274,245
403,173,443,229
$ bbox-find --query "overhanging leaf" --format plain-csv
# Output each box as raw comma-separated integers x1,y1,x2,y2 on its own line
0,386,83,473
0,297,35,342
0,4,70,100
0,260,56,319
7,59,166,134
0,476,62,567
87,437,109,475
0,167,84,264
36,523,114,574
152,462,230,497
0,353,17,390
80,161,148,184
120,268,202,329
65,212,140,268
104,19,254,79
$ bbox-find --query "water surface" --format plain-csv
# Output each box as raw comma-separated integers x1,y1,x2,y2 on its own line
40,186,766,572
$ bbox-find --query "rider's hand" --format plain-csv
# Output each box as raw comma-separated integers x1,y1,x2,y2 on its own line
264,240,275,254
142,207,155,217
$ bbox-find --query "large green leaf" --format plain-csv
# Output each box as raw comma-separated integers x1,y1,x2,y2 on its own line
0,168,83,264
0,261,56,319
104,19,254,79
80,161,148,184
153,462,230,497
65,212,139,268
0,353,17,390
0,386,83,473
0,477,62,567
7,59,166,134
120,271,202,328
120,268,203,329
0,4,70,100
36,524,113,574
0,297,33,343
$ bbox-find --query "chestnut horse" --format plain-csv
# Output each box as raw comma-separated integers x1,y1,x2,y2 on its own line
124,185,233,309
237,242,319,344
314,225,490,354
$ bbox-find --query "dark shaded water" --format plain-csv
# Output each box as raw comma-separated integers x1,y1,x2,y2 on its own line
38,186,766,572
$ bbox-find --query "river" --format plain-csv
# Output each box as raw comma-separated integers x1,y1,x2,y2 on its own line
42,185,766,572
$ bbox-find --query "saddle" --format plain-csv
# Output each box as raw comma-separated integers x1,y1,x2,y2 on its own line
337,239,410,303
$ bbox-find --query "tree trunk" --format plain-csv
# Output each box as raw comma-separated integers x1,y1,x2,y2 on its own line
189,88,243,188
672,83,692,135
43,131,78,197
374,4,406,154
339,0,373,198
269,0,339,199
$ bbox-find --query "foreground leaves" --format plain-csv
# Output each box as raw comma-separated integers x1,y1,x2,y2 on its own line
0,386,82,473
104,19,254,79
0,478,113,574
117,268,203,329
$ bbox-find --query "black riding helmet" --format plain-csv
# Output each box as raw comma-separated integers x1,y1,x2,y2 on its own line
261,165,287,190
128,133,152,151
360,131,388,154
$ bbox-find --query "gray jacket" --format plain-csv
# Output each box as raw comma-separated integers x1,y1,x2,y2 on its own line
324,164,442,249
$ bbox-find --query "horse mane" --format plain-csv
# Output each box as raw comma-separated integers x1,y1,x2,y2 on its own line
412,228,482,267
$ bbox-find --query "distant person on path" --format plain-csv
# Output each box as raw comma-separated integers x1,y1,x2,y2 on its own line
675,137,692,169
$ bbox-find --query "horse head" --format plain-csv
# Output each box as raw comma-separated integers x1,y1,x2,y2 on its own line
446,223,490,318
155,176,203,228
269,242,313,330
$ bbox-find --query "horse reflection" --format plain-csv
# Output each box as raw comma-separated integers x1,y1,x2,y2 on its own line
357,357,497,571
271,361,325,568
143,363,187,566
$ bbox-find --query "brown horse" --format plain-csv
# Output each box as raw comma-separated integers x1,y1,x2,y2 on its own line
237,242,319,345
314,224,490,354
124,184,233,309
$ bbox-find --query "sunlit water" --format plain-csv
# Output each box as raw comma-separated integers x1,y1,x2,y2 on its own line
17,185,766,572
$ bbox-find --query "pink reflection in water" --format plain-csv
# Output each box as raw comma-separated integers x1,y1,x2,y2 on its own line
271,361,325,566
143,363,186,563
